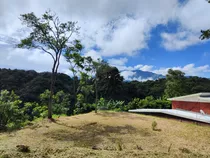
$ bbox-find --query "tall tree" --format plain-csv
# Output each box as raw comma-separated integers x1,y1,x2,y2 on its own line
97,66,123,99
164,69,186,98
64,41,84,105
83,57,100,112
17,10,79,119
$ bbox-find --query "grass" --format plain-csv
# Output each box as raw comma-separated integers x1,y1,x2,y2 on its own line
1,111,210,157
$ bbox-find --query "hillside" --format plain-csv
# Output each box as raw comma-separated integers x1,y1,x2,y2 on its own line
0,68,74,102
1,112,210,158
1,68,210,104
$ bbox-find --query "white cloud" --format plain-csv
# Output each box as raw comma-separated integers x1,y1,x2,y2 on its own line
120,69,156,81
108,57,128,66
107,57,154,72
152,64,210,76
161,0,210,51
0,0,179,58
134,64,153,71
96,17,150,56
161,31,203,51
84,50,102,61
176,0,210,32
120,71,136,81
0,0,210,80
132,77,154,82
0,45,70,74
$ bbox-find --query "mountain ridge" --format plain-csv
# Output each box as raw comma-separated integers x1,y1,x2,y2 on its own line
121,69,165,81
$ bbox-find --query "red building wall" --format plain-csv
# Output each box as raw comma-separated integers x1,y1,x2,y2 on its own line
172,101,210,114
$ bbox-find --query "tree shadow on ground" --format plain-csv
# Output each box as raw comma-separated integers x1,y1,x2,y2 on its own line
44,121,151,148
96,111,149,121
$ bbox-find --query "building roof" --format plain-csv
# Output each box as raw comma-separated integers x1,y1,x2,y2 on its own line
168,93,210,103
129,109,210,124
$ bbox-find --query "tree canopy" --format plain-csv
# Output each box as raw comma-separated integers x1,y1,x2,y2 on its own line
164,69,186,98
17,10,80,118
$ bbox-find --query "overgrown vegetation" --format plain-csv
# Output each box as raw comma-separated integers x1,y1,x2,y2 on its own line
1,4,210,131
1,67,210,130
0,90,26,131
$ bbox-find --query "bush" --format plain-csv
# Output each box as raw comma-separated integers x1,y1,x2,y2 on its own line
97,98,126,111
0,90,26,130
74,94,95,114
152,121,157,131
127,96,171,110
23,102,48,120
127,98,141,110
40,90,71,115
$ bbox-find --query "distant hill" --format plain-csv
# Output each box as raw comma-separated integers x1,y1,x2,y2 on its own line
1,68,210,104
121,70,165,81
0,68,74,102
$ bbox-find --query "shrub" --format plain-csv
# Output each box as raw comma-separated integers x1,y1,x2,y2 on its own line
0,90,26,130
74,94,95,114
152,121,157,131
40,90,71,115
127,98,141,110
117,141,123,151
97,98,125,111
127,96,171,110
97,98,106,110
23,102,48,120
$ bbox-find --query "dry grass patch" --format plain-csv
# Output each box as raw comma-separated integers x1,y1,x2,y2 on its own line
0,111,210,157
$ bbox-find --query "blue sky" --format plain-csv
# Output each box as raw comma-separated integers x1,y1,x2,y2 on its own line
0,0,210,80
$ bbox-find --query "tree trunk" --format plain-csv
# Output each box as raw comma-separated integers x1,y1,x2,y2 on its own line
73,76,76,104
95,78,98,113
48,71,55,119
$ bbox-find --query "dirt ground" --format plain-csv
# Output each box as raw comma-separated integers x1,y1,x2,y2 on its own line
1,111,210,158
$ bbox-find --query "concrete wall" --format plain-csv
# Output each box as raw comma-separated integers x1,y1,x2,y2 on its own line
172,101,210,114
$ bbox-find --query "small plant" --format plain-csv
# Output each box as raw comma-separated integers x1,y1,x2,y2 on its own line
117,142,123,151
152,121,157,131
152,121,162,131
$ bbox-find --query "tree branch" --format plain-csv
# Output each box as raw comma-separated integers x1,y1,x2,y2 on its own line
37,46,55,62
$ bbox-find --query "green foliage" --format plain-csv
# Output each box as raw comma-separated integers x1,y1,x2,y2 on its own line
0,90,26,130
18,10,79,52
164,69,186,98
97,64,124,99
97,98,125,111
127,96,171,110
78,72,94,103
1,68,210,106
200,29,210,40
23,102,47,120
74,93,95,114
18,10,81,119
107,100,125,111
0,69,74,103
152,121,157,131
127,98,141,110
117,141,123,151
97,98,106,109
40,90,70,115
